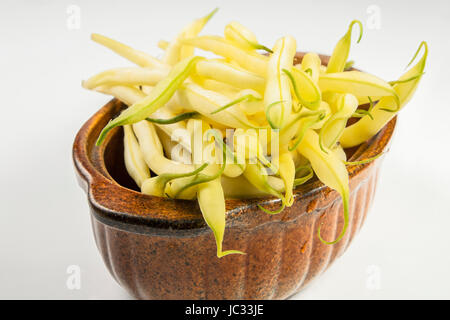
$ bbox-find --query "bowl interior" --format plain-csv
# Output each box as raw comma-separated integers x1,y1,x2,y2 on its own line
104,128,140,192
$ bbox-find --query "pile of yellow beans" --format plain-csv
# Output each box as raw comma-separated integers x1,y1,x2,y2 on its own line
83,9,427,257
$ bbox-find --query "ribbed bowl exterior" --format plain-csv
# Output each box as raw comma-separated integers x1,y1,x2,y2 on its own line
90,165,380,300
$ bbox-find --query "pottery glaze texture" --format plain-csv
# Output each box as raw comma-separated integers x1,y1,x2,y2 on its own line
73,53,395,300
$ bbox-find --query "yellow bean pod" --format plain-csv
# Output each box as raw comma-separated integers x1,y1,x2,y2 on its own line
280,103,329,147
123,125,150,188
278,150,296,206
132,120,194,175
93,85,191,151
300,52,322,83
91,33,167,69
158,40,170,50
181,36,269,76
142,162,209,198
326,20,363,74
195,59,265,93
264,36,297,129
319,93,358,149
178,83,258,129
340,41,428,148
164,9,218,65
285,67,322,110
83,67,168,89
234,89,263,115
197,178,245,257
243,163,285,200
96,56,202,145
197,78,240,97
224,21,272,53
297,129,350,244
221,175,284,199
319,71,399,106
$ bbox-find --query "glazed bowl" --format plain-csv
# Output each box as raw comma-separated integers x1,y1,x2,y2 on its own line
73,53,396,300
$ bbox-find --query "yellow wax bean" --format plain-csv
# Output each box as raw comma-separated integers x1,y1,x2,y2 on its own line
224,21,272,53
158,40,170,50
320,93,358,149
233,128,276,172
123,125,150,188
91,33,167,69
93,85,191,151
310,101,331,129
326,20,363,74
181,36,269,77
198,78,240,98
300,52,321,84
319,71,399,106
221,175,284,199
96,56,202,145
197,178,245,257
83,67,169,89
264,36,297,129
195,60,265,92
297,129,350,244
164,8,218,65
333,144,347,162
142,162,209,198
278,150,296,206
141,176,167,197
285,67,322,110
242,163,283,198
155,127,191,164
223,162,245,178
181,8,219,60
340,42,428,148
132,120,194,175
178,83,258,129
280,103,329,147
165,175,199,200
234,89,263,115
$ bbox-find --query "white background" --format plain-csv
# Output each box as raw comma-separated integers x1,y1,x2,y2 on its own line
0,0,449,299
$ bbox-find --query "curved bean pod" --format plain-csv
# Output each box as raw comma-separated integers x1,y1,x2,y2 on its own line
132,120,194,175
164,8,218,65
123,125,150,188
297,129,350,244
340,41,428,148
181,36,269,76
319,93,358,150
195,59,265,93
96,56,202,145
83,67,168,89
264,36,297,129
319,71,399,106
299,52,321,84
326,20,363,74
91,33,167,69
224,21,272,53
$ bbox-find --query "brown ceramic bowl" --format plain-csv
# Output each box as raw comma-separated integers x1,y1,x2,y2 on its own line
73,53,396,300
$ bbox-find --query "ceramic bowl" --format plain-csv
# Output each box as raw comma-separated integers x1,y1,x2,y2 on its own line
73,53,396,299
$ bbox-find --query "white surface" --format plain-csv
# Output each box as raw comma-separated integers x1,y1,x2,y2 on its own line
0,0,449,299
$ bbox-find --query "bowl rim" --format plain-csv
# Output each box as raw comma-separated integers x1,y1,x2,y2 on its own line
73,52,396,234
